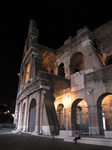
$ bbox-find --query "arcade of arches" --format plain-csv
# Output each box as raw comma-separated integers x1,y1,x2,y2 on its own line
55,98,89,134
14,20,112,138
17,53,112,136
19,99,37,133
55,93,112,136
18,92,112,136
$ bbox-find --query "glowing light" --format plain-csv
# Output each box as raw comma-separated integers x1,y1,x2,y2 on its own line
4,110,10,114
54,94,71,110
25,63,30,85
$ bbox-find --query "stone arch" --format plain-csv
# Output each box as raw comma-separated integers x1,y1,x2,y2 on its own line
57,103,66,130
71,99,89,134
42,51,56,73
97,93,112,135
21,103,26,130
105,55,112,66
28,99,36,132
70,52,85,75
54,80,69,97
58,63,65,77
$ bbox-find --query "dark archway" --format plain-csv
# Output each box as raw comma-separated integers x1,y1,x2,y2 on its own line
28,99,36,132
105,55,112,66
58,63,65,77
70,52,85,74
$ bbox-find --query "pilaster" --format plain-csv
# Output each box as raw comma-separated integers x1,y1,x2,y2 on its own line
17,102,22,131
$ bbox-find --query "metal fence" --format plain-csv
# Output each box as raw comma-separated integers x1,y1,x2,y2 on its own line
0,123,16,129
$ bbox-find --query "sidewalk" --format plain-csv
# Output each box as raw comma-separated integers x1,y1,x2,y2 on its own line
1,132,112,150
2,129,112,147
55,135,112,147
0,128,14,134
23,131,112,147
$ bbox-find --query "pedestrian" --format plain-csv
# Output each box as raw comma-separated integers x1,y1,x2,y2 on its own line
73,132,81,143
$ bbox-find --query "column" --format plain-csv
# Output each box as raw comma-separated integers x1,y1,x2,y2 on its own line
39,90,45,134
17,101,22,131
34,90,41,134
14,101,19,128
23,98,28,131
25,97,30,132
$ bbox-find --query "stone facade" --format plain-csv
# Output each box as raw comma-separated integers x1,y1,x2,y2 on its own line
14,20,112,138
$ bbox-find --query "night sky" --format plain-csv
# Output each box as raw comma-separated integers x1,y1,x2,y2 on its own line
0,0,112,103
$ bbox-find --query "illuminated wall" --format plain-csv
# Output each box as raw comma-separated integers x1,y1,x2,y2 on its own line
42,51,56,73
77,100,88,125
102,95,112,130
25,63,30,85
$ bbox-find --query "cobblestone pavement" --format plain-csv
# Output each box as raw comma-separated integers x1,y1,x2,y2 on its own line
0,129,112,150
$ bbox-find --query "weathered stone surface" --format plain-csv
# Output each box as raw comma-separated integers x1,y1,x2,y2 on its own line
14,19,112,137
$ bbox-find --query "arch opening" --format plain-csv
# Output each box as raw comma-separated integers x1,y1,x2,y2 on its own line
28,99,36,132
42,51,56,73
70,52,85,75
97,93,112,135
58,63,65,77
71,99,89,134
57,104,66,130
105,55,112,66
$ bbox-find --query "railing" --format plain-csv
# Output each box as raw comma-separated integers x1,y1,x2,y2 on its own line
0,123,16,129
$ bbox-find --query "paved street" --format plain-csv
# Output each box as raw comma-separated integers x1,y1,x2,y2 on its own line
0,129,112,150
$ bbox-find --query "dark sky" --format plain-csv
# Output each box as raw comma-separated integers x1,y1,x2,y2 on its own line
0,0,112,103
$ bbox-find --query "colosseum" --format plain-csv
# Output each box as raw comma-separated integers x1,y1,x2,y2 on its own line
14,19,112,138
